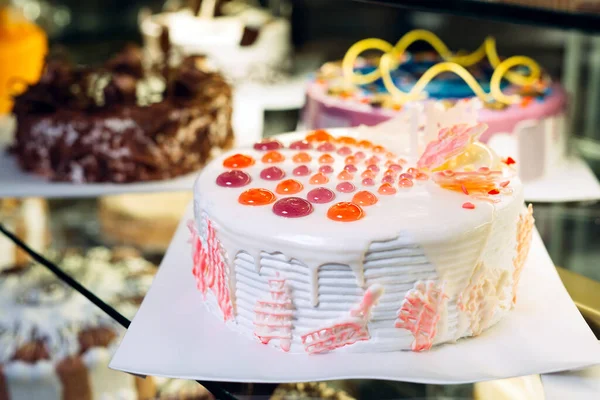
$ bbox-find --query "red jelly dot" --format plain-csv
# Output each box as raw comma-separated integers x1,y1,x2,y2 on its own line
337,146,352,156
273,197,313,218
292,152,312,163
337,170,354,181
262,151,285,163
388,164,403,172
327,202,364,222
253,139,283,151
260,167,285,181
276,179,304,195
344,164,358,173
489,189,500,195
399,173,414,180
337,136,357,145
310,173,329,184
223,154,255,169
216,170,252,187
367,164,380,173
352,191,378,206
398,178,414,188
319,165,334,174
381,175,395,184
336,182,356,193
289,140,312,150
293,165,311,176
317,142,336,152
239,188,276,205
354,151,366,160
306,130,333,142
378,183,397,195
361,170,375,179
362,178,375,186
307,187,335,204
462,202,476,210
319,154,335,164
505,156,516,165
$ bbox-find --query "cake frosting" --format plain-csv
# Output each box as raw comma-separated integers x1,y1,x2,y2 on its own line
191,114,534,353
140,0,292,85
0,247,156,399
303,30,568,182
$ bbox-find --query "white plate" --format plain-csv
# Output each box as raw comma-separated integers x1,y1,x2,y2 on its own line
109,205,600,384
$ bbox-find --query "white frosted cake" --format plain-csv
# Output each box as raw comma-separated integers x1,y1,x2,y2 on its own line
190,121,534,353
140,0,292,85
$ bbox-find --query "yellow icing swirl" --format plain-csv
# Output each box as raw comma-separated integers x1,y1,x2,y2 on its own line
341,29,542,105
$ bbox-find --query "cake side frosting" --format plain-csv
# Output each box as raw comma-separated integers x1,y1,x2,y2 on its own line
191,125,530,353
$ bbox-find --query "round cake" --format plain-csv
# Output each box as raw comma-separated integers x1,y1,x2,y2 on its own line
0,247,157,399
303,30,568,181
190,120,534,353
140,0,292,85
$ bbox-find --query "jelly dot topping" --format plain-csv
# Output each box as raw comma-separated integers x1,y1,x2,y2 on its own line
367,164,380,173
337,136,357,145
354,151,366,160
407,167,418,175
319,165,334,174
337,170,354,181
223,154,255,169
253,139,283,151
309,172,329,184
416,172,429,181
462,202,476,210
381,175,395,184
276,179,304,195
216,170,252,187
293,165,311,176
398,158,408,165
336,182,356,193
384,169,398,177
398,178,414,188
292,152,312,163
378,183,397,195
317,142,336,152
260,166,285,181
345,156,357,165
399,172,414,180
344,164,358,173
362,178,375,186
273,197,313,218
372,145,385,153
361,170,375,179
239,188,276,206
289,140,312,150
327,202,364,222
307,187,335,204
357,140,372,148
388,164,403,172
337,146,352,156
365,156,380,165
353,191,378,206
306,129,333,142
262,151,285,163
386,152,396,159
318,154,335,164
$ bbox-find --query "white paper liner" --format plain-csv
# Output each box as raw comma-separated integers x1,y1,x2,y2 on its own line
109,205,600,384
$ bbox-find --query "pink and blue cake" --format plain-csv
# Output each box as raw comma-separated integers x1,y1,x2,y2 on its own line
303,30,568,181
190,113,534,354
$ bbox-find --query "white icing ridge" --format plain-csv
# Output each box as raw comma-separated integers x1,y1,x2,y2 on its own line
193,128,526,353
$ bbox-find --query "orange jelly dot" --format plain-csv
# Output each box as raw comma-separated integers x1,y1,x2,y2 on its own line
276,179,304,195
357,140,372,149
238,188,276,206
372,145,386,153
262,151,285,163
292,152,312,163
309,173,329,184
345,156,357,165
318,154,335,164
327,202,364,222
337,170,354,181
378,183,397,195
386,152,396,159
337,136,357,145
352,191,378,206
306,129,333,142
361,170,375,179
223,154,255,169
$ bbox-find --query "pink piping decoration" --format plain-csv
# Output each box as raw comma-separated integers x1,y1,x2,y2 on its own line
253,275,293,352
512,204,534,305
417,123,487,170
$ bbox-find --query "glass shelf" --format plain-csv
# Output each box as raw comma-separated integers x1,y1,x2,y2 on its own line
352,0,600,32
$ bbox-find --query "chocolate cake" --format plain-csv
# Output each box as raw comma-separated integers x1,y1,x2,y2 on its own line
10,46,234,183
